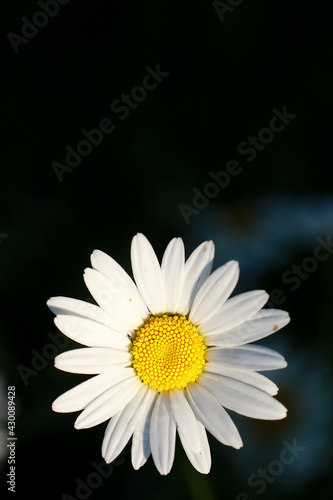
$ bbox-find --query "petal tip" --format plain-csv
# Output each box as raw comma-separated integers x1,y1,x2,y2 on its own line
280,358,288,369
232,436,243,449
229,259,239,267
74,416,85,430
46,297,57,311
52,398,64,413
277,406,288,420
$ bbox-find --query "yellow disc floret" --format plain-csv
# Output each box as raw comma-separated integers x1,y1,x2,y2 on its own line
130,315,206,392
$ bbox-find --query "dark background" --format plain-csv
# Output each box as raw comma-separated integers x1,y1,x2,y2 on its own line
1,1,333,499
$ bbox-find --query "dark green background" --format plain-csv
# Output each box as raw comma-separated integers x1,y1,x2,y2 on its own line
1,1,333,499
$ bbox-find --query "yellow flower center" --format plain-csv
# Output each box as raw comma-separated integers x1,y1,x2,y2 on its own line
130,315,206,392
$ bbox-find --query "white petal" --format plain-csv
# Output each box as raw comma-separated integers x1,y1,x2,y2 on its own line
54,347,132,374
186,382,243,449
84,268,145,331
131,233,166,314
90,250,149,319
200,290,269,335
150,392,176,475
189,261,239,325
177,241,215,315
131,391,158,470
203,364,279,396
161,238,185,313
177,419,211,474
74,375,142,429
47,296,116,329
205,345,287,371
200,373,287,420
102,385,155,464
204,309,290,347
54,315,130,349
52,370,133,413
169,389,201,454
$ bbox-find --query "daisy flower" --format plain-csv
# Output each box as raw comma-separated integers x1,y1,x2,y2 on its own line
48,234,289,475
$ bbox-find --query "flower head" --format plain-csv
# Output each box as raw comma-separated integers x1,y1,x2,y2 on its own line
48,234,289,475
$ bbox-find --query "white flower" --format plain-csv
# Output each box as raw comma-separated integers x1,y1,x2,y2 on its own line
48,233,289,475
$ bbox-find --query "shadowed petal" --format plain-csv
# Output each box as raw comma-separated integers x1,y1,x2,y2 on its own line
150,392,176,475
161,238,185,313
52,370,133,413
205,345,287,371
74,375,142,429
177,419,211,474
200,290,269,335
189,261,239,325
131,233,166,314
102,385,155,464
204,309,290,347
203,364,279,396
54,347,132,374
200,373,287,420
54,315,130,349
177,241,215,315
186,382,243,448
131,391,158,470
